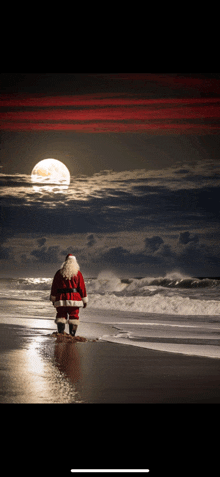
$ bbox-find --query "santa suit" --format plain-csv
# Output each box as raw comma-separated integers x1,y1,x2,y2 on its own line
50,269,88,325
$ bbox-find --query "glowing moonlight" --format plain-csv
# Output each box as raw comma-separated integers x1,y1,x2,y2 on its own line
31,158,70,185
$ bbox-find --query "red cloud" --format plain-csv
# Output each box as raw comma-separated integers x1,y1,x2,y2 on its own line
0,93,219,134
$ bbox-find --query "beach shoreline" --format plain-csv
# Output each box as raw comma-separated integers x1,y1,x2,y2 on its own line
1,316,220,403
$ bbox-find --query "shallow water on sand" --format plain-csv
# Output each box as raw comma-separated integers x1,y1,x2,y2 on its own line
1,316,220,403
0,322,81,403
0,318,116,403
1,302,220,403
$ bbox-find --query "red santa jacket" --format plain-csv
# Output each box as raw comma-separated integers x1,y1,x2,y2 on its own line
50,270,88,308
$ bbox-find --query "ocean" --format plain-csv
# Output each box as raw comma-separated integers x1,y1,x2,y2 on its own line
1,270,220,403
1,270,220,356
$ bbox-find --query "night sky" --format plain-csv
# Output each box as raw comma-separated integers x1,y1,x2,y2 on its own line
1,73,220,278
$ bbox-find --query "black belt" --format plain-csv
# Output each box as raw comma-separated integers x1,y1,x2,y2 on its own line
57,288,78,293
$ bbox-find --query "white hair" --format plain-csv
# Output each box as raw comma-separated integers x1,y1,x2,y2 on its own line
60,256,80,280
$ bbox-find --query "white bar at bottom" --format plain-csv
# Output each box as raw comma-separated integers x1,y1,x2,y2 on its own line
70,471,150,473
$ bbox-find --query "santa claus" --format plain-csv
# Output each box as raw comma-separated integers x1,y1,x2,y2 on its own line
50,254,88,335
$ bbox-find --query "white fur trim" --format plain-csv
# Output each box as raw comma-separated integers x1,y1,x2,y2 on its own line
68,255,76,259
68,319,80,325
54,300,83,308
82,296,88,304
55,317,68,324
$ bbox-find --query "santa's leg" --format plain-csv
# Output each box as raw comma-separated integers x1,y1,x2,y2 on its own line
55,307,68,333
57,323,65,334
69,324,77,336
68,307,79,335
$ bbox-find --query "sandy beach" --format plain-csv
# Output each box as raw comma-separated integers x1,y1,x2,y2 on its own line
1,311,219,477
1,312,220,403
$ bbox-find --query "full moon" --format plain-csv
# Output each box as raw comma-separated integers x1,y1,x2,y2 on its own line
31,158,70,185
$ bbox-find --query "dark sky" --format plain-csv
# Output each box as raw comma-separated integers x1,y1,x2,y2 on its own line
1,73,220,277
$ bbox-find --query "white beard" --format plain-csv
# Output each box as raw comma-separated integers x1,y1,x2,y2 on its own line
60,258,80,280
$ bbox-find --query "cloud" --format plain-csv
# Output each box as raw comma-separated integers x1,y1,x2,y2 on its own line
37,237,47,247
1,162,220,276
100,246,132,264
2,223,220,277
179,231,199,245
92,229,220,277
176,241,219,275
30,245,61,263
98,245,168,273
1,166,220,244
0,245,12,260
0,90,219,133
144,236,164,253
87,234,96,247
1,161,220,207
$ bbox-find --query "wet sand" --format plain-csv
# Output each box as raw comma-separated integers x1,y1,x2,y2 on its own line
1,321,220,403
72,341,220,403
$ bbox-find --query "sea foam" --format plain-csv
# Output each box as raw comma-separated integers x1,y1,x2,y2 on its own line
1,271,220,316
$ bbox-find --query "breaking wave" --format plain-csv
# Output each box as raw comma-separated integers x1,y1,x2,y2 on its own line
5,277,52,290
1,271,220,316
2,271,220,292
87,292,220,316
86,271,220,295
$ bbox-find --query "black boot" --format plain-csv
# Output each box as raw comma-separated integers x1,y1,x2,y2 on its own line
69,324,77,336
57,323,65,334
